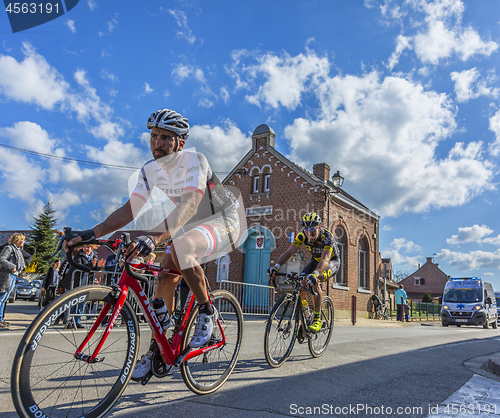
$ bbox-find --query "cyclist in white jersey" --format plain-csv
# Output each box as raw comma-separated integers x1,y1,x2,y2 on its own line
66,109,240,380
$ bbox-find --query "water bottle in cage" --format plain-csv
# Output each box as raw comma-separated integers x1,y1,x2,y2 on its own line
302,299,312,325
152,297,171,332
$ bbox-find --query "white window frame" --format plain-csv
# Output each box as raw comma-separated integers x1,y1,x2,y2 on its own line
252,176,260,193
414,278,425,286
263,174,271,192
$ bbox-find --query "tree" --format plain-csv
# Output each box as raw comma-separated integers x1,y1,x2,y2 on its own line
392,268,410,283
422,293,433,303
25,199,59,274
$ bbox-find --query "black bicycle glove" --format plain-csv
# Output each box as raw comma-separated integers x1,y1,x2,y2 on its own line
307,272,319,287
71,229,96,242
133,235,155,256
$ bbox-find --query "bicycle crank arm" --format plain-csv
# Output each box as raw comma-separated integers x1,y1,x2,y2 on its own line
75,353,105,364
141,370,153,385
173,346,191,367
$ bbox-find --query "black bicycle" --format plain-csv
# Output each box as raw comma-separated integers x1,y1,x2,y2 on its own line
264,272,334,368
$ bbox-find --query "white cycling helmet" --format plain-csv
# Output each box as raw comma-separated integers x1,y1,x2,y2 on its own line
147,109,190,140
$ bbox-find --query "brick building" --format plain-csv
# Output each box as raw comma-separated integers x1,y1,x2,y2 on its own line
204,124,381,318
400,257,450,301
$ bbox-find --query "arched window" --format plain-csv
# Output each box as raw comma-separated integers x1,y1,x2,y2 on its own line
358,236,369,289
216,253,231,282
334,226,346,286
250,167,260,194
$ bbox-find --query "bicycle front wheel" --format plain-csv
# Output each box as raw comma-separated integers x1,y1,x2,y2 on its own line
11,286,140,418
180,289,243,395
264,294,298,368
308,296,334,358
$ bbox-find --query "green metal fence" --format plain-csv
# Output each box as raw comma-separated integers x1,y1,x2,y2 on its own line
387,299,441,321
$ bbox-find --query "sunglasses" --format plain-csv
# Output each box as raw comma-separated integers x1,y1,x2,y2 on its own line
304,227,317,232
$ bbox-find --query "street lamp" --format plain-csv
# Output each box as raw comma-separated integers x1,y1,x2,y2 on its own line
332,171,344,190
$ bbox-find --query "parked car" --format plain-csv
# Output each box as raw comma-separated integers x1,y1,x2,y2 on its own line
496,292,500,325
15,277,39,301
31,280,42,301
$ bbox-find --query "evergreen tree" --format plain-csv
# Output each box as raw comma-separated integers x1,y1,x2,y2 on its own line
25,199,59,274
422,293,433,303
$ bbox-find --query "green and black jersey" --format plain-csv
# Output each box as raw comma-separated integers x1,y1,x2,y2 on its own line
292,228,340,262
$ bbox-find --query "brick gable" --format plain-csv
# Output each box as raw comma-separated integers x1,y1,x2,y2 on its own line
204,124,381,318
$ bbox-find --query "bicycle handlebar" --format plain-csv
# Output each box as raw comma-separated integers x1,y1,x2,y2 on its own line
57,228,150,284
270,272,318,296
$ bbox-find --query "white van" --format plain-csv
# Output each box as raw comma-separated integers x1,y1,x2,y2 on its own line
441,277,497,328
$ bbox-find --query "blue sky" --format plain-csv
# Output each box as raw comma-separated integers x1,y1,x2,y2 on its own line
1,0,500,288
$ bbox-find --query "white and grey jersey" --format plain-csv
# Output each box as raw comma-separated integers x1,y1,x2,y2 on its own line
131,151,238,224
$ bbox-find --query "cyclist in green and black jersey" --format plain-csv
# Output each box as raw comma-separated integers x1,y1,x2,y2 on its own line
268,212,340,332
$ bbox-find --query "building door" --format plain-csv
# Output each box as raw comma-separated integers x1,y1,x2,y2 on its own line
243,232,272,307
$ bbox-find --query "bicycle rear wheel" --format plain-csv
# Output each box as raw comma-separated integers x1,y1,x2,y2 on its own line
11,286,140,418
264,294,298,368
308,296,334,358
180,289,243,395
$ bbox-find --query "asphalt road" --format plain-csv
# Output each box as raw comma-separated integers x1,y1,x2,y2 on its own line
1,301,500,417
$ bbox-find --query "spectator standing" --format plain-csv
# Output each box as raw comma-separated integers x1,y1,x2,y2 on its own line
0,233,29,328
404,300,411,322
41,259,61,309
60,244,103,329
394,284,407,322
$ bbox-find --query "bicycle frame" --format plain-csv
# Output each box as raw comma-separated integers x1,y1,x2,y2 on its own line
74,263,227,366
276,273,315,340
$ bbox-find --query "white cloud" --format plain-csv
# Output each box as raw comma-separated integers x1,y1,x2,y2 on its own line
242,50,330,110
144,83,153,94
48,189,82,220
99,14,118,36
382,238,422,271
0,43,70,109
171,64,217,107
450,68,499,102
189,120,251,176
169,9,197,44
220,87,230,104
439,248,500,270
488,109,500,156
100,69,119,83
65,19,76,33
387,35,411,70
0,121,58,154
283,71,494,217
446,224,493,244
382,0,498,68
172,64,206,84
87,0,97,11
0,45,127,140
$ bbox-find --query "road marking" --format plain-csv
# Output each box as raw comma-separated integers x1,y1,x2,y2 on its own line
426,374,500,417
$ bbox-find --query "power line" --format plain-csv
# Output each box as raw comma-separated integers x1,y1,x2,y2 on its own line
0,143,139,171
0,143,230,174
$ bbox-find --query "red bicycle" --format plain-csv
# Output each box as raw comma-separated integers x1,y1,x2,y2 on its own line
11,229,243,418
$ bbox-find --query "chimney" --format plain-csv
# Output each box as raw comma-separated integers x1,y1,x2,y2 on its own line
313,163,330,182
426,257,433,264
